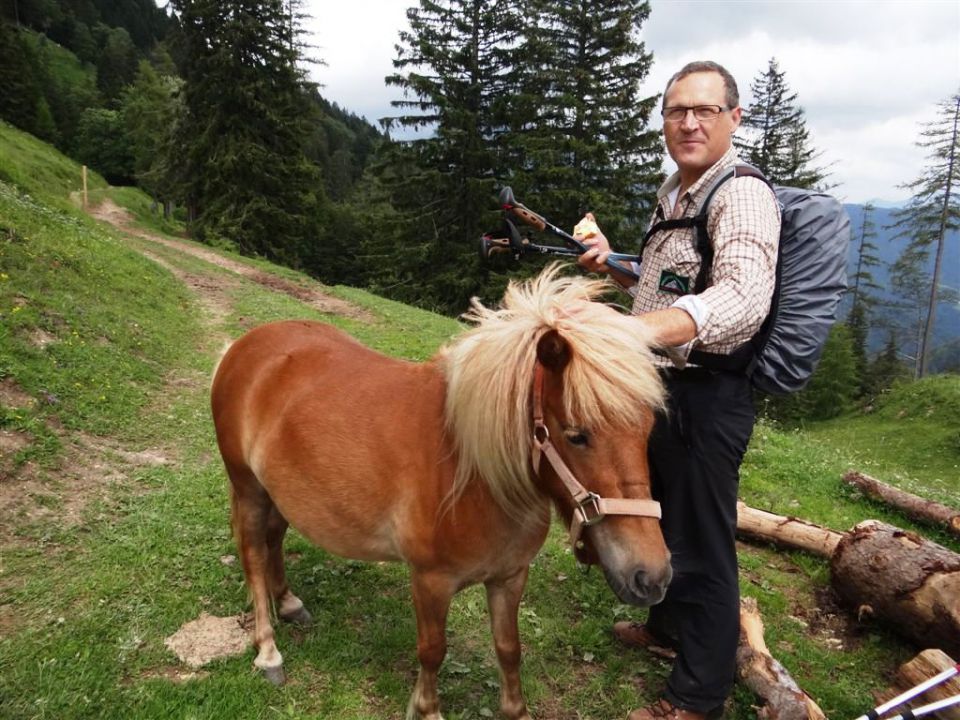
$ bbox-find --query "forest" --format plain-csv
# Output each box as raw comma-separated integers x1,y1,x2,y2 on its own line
0,0,957,419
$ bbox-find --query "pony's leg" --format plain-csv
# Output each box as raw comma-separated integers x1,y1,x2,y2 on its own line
264,504,312,626
406,571,455,720
485,568,532,720
230,475,286,685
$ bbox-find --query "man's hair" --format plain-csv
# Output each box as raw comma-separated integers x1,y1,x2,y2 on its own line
664,61,739,109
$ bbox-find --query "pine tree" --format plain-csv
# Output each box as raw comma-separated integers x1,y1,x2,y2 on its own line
507,0,661,237
0,22,43,136
96,27,139,104
166,0,326,265
120,61,182,213
378,0,521,313
888,242,929,378
888,90,960,377
736,58,830,189
847,203,883,393
866,330,910,398
850,204,883,313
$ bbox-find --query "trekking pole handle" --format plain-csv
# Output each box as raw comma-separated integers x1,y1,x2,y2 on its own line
498,187,638,282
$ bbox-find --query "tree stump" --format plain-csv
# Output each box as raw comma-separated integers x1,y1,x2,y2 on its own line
843,471,960,539
737,597,827,720
830,521,960,657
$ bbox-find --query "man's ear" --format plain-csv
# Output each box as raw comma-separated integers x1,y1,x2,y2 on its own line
729,105,742,134
536,329,571,372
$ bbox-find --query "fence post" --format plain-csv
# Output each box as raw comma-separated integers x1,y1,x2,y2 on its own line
82,165,88,209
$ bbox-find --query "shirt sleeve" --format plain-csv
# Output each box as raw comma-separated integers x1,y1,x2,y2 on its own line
692,177,781,347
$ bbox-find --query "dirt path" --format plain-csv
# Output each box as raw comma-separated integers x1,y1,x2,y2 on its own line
87,198,373,323
0,199,373,544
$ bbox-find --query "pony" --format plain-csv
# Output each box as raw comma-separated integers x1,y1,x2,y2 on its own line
210,265,671,720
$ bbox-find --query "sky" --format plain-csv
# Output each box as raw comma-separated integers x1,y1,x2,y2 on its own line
306,0,960,205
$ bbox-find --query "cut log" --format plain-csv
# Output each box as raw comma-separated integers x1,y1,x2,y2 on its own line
877,649,960,720
736,597,827,720
736,504,960,656
843,471,960,539
736,501,843,558
830,521,960,658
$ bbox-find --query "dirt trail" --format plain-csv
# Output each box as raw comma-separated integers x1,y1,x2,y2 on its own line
1,200,371,543
87,198,373,323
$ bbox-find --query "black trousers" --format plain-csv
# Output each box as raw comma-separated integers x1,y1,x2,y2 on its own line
646,368,755,713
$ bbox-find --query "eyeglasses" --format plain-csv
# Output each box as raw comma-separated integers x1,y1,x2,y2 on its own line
661,105,731,123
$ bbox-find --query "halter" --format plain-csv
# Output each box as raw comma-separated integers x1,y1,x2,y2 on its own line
530,362,662,555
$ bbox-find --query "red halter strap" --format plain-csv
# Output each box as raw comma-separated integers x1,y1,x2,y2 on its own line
530,362,661,552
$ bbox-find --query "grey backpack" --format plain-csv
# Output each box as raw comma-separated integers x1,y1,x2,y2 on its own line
643,165,850,395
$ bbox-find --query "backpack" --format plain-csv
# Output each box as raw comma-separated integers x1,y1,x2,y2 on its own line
642,165,850,396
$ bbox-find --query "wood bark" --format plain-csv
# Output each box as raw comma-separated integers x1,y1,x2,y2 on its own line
736,597,827,720
830,521,960,658
877,649,960,720
842,471,960,539
736,504,960,656
736,501,842,558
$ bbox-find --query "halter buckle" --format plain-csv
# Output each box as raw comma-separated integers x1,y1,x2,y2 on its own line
575,492,604,527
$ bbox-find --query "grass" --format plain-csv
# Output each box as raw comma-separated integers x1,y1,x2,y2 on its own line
2,124,959,720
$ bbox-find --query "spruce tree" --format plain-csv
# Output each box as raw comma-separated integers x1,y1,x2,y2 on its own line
847,203,883,394
378,0,521,313
867,331,910,398
507,0,661,237
120,61,182,213
737,58,830,189
888,90,960,377
888,242,929,378
166,0,326,265
0,22,43,136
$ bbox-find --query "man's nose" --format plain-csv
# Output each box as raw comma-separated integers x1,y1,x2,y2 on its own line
679,110,700,131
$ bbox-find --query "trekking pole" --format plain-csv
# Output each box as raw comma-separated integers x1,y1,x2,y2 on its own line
852,662,959,720
498,187,639,281
885,693,960,720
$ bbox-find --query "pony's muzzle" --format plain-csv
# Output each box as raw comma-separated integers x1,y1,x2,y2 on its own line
630,564,672,606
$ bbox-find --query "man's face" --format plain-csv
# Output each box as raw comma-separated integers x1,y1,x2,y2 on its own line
663,71,742,180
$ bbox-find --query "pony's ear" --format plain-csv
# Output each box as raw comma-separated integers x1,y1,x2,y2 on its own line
536,329,571,372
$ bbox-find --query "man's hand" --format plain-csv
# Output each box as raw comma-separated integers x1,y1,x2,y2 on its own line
574,212,613,274
574,212,637,289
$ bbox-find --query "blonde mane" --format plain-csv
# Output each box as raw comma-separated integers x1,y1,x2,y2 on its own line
439,264,665,519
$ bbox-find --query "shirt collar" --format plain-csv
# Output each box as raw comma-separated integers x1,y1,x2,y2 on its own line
656,145,741,212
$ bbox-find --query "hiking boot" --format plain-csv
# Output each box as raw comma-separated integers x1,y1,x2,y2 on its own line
627,698,723,720
612,621,677,660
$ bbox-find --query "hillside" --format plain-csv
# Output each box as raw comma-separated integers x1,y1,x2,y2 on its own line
843,203,960,370
1,124,959,720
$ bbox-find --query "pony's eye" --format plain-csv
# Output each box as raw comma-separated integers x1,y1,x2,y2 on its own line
564,429,590,447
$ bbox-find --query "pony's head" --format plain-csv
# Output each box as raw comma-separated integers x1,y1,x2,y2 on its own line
441,264,672,606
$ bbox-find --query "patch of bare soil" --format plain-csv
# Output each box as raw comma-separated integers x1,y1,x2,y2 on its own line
88,198,374,323
164,612,251,668
0,378,35,409
0,432,175,547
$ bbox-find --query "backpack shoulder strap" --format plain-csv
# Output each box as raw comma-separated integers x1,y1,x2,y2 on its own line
640,165,771,293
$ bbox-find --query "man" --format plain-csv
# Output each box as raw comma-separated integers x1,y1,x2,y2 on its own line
576,61,781,720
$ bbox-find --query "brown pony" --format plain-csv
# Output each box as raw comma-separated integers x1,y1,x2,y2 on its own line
210,266,671,720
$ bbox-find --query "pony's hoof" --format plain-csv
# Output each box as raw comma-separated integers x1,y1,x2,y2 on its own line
281,606,313,626
261,664,286,685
